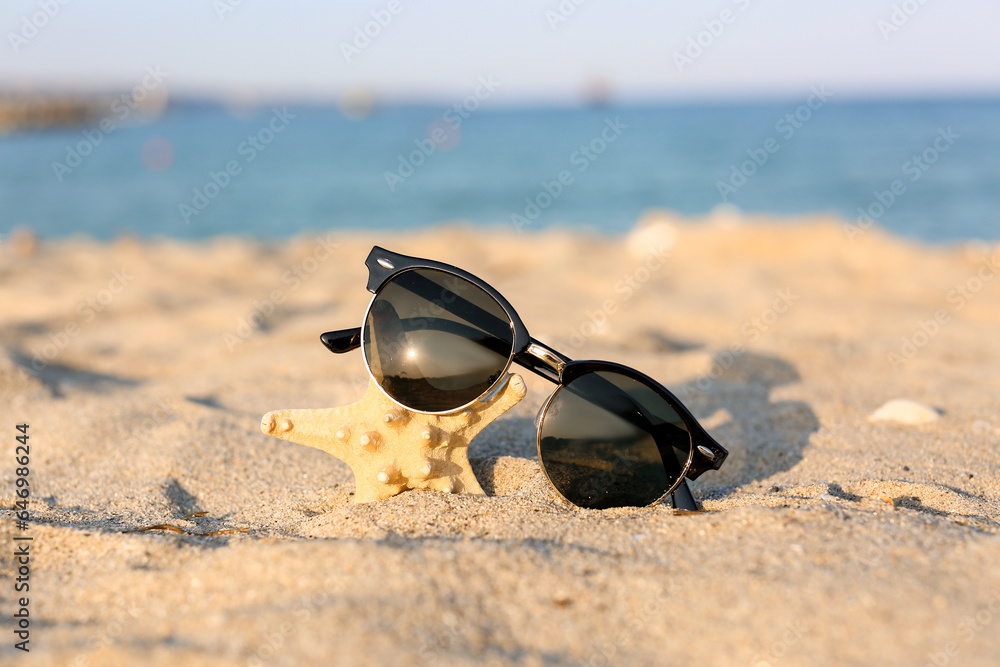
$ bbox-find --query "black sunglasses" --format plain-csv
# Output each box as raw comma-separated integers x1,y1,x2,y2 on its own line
320,246,727,510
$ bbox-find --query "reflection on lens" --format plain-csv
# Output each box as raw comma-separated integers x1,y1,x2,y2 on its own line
364,268,515,412
538,370,691,509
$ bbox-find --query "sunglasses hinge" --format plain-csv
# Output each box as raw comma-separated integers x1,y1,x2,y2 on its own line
524,342,567,380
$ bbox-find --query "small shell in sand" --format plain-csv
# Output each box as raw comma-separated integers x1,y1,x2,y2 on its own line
868,399,941,425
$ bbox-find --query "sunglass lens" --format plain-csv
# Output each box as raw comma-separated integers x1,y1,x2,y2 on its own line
364,268,515,412
538,370,692,509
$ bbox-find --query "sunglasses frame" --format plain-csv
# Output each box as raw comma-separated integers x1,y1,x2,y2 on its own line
321,246,728,509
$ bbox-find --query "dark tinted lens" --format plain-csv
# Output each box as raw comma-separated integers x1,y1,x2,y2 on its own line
538,370,692,509
364,268,515,412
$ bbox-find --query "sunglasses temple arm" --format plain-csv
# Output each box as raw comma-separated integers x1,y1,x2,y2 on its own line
669,480,698,511
319,328,363,354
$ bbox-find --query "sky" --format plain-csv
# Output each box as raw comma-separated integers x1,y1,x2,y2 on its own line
2,0,998,104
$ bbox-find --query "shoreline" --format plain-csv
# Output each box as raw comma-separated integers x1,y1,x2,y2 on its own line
6,208,1000,250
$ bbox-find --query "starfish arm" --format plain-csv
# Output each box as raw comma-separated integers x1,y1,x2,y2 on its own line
458,373,527,435
260,407,358,462
261,374,526,504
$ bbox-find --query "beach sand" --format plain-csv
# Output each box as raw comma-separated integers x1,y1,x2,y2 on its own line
1,212,998,666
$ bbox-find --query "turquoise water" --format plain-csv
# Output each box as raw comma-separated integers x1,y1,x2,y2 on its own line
2,97,998,242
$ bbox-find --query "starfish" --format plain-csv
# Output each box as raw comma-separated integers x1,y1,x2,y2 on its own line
260,374,526,503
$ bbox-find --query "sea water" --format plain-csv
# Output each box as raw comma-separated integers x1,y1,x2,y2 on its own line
1,97,997,242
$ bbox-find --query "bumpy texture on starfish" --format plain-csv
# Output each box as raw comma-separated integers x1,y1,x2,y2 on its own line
260,374,526,503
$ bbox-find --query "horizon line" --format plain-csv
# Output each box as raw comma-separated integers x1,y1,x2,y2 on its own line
2,87,999,110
